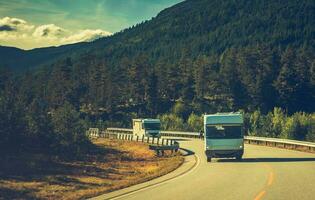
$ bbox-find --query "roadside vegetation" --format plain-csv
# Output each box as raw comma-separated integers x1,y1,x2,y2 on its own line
0,138,183,200
158,103,315,143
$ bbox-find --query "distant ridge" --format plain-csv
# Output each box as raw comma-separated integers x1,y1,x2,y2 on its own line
0,0,314,71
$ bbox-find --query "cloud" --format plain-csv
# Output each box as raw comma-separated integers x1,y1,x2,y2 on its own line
33,24,66,38
62,29,112,43
0,17,34,32
0,25,15,31
0,16,112,49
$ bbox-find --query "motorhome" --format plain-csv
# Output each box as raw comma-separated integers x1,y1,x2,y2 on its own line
204,113,244,162
132,119,161,137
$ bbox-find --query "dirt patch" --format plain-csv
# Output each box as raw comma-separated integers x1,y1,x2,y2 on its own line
0,138,183,200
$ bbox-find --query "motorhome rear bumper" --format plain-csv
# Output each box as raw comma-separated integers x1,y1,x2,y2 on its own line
205,149,243,158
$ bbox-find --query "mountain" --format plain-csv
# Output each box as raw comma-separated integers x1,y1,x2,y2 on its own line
1,0,314,71
0,42,90,71
1,0,314,115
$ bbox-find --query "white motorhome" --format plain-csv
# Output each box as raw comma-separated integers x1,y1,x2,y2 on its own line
204,112,244,162
132,119,161,137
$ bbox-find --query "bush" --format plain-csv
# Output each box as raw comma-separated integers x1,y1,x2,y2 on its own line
159,113,185,131
187,113,203,131
249,110,264,136
51,102,91,155
306,115,315,142
171,101,191,120
271,107,286,137
248,108,315,142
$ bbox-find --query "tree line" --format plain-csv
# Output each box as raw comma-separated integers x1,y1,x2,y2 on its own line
1,44,314,155
1,0,315,153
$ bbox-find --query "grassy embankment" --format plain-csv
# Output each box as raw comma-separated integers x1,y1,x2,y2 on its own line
0,139,183,200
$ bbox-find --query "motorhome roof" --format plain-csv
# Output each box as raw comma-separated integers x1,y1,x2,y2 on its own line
142,119,160,123
204,112,243,124
204,112,241,116
132,119,160,123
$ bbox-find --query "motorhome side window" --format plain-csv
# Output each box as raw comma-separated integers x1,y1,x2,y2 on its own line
206,125,242,139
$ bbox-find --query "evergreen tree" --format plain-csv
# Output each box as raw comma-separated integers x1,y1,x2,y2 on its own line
47,58,74,108
51,101,89,155
274,48,311,113
193,55,209,100
146,71,159,116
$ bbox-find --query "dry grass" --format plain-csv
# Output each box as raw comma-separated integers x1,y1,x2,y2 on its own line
0,139,183,200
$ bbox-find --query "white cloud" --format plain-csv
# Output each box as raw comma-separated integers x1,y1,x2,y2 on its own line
33,24,66,38
0,16,112,49
61,29,111,43
0,16,34,32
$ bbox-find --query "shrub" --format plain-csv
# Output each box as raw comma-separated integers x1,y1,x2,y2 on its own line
159,113,185,131
51,102,90,155
171,101,191,120
187,113,203,131
248,108,315,142
271,107,286,137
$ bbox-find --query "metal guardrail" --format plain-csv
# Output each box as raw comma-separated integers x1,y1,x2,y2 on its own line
106,128,133,134
106,128,201,138
89,129,180,156
161,130,200,138
105,128,315,153
244,136,315,153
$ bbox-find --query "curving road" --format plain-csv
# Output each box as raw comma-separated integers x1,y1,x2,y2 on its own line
96,138,315,200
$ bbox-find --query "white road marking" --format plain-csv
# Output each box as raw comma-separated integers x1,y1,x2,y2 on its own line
108,154,201,200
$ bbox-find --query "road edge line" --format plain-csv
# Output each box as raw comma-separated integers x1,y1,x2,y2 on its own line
89,148,199,200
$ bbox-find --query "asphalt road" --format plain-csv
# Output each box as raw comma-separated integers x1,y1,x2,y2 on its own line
110,138,315,200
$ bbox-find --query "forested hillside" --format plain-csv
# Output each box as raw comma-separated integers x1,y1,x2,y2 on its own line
1,0,315,153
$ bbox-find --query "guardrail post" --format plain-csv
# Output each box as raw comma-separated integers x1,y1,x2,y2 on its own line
142,135,144,142
147,137,150,143
131,135,134,141
136,136,139,142
162,138,165,146
157,138,160,145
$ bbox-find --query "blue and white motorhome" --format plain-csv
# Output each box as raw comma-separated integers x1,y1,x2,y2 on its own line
204,113,244,162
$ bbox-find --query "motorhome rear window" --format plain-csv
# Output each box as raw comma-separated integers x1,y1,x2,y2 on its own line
206,125,243,139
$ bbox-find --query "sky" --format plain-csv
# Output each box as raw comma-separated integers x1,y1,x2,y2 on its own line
0,0,183,49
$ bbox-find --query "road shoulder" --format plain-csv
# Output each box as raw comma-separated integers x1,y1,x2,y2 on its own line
89,148,198,200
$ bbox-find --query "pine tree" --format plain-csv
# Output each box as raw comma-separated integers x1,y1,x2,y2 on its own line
146,71,158,116
274,48,299,113
193,55,209,100
48,57,74,108
51,101,89,155
220,49,248,110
